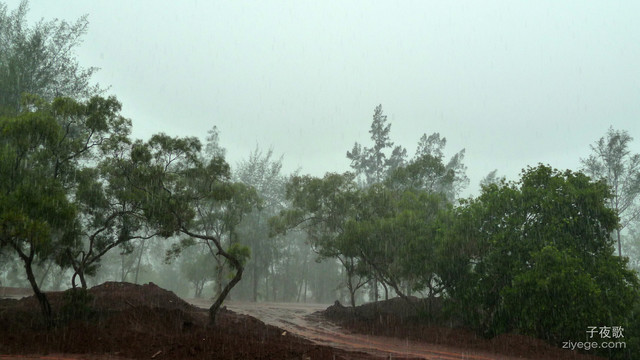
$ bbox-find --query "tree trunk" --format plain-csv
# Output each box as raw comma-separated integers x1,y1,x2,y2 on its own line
195,280,203,298
348,283,357,308
38,260,54,289
180,227,244,325
252,259,258,302
271,266,277,302
24,256,52,327
209,265,243,324
215,262,224,299
303,275,308,303
345,268,357,308
617,228,622,257
120,253,132,282
301,253,309,302
134,238,147,284
78,269,87,288
372,277,379,302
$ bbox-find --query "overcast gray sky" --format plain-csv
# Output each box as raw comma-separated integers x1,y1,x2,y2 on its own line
15,0,640,197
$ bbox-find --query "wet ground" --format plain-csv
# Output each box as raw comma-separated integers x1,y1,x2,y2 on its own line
0,283,369,360
0,285,603,360
187,299,528,360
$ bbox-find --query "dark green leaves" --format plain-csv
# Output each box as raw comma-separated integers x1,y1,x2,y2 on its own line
443,165,638,343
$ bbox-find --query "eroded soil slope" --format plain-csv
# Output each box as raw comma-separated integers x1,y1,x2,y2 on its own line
320,297,605,360
0,282,373,360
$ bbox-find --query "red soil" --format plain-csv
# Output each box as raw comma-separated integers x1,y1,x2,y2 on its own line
320,298,605,360
0,282,374,359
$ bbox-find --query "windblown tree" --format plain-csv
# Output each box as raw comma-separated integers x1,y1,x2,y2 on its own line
50,97,147,289
184,181,257,299
0,1,101,115
0,95,127,325
141,131,253,323
347,104,404,301
386,133,469,200
347,104,407,187
582,127,640,257
479,169,504,189
65,160,158,289
347,106,468,301
180,129,259,299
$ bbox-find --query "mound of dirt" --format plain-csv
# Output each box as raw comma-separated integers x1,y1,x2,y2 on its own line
324,296,447,324
0,286,33,298
0,282,375,360
88,282,198,312
319,297,604,360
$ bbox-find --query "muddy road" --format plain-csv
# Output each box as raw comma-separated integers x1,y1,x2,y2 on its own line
186,299,523,360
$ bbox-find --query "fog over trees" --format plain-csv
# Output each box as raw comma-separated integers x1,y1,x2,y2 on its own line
1,1,640,357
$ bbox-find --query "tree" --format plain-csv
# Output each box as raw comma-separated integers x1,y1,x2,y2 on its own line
386,136,468,200
347,108,468,302
582,127,640,257
340,186,449,303
51,97,145,289
270,172,368,307
137,132,253,323
479,169,503,190
347,104,407,187
442,165,639,344
347,104,407,301
1,94,130,325
234,147,288,301
0,97,79,324
0,1,101,115
179,245,216,298
623,223,640,273
174,129,261,299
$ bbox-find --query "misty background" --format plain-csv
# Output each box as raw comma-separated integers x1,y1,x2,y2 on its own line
13,0,640,197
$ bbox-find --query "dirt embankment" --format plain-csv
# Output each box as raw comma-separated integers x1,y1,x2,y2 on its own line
320,297,605,360
0,284,609,360
0,282,374,360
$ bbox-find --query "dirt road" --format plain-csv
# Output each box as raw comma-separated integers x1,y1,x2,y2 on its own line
186,299,523,360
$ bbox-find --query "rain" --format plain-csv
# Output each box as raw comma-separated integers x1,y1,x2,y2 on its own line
1,1,639,359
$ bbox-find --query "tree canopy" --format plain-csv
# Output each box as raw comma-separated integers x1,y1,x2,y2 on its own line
441,165,639,342
582,127,640,256
0,94,128,323
0,1,101,115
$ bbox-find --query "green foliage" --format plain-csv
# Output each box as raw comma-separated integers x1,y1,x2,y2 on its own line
274,168,453,302
271,172,369,303
582,126,640,257
227,243,251,268
441,164,639,351
347,105,407,186
338,186,450,298
501,246,603,339
347,106,468,201
164,237,197,264
622,296,640,359
0,97,80,259
274,172,359,255
178,246,216,297
0,1,101,115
